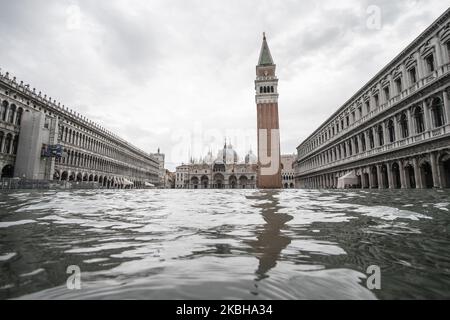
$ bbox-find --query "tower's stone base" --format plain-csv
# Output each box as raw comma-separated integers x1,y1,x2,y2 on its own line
257,173,282,189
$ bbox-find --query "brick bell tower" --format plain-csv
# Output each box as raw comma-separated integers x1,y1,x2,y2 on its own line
255,32,282,189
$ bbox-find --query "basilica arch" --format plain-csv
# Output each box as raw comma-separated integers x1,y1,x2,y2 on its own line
213,173,225,189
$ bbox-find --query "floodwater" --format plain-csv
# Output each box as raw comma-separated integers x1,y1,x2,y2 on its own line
0,189,449,300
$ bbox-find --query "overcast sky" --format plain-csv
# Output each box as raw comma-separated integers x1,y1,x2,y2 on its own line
0,1,448,170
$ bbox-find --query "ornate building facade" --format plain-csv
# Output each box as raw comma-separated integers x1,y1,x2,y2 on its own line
175,143,258,189
281,154,296,189
255,33,282,189
295,9,450,189
0,71,159,188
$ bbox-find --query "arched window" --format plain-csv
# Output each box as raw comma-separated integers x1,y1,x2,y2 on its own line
8,104,16,123
377,125,384,146
431,97,445,128
1,101,7,121
414,106,425,133
354,136,359,154
260,87,263,93
400,112,409,138
263,87,267,93
12,135,19,154
4,134,12,154
271,86,274,93
387,120,395,142
361,133,366,152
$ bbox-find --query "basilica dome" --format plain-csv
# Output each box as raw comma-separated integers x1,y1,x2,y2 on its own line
215,142,238,164
245,150,257,164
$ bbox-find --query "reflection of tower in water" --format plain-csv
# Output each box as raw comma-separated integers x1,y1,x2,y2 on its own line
247,191,293,280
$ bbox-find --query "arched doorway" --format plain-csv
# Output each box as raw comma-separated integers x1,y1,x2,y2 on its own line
290,183,294,188
371,166,378,188
1,165,14,178
201,175,209,189
404,164,416,188
239,176,248,189
420,161,433,188
191,176,199,189
380,164,389,188
391,163,401,189
61,171,69,181
229,175,237,189
439,153,450,188
213,173,224,189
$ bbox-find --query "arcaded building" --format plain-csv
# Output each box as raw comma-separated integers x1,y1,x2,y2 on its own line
295,9,450,189
0,71,159,188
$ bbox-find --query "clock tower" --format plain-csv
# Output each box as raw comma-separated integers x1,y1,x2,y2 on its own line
255,33,282,189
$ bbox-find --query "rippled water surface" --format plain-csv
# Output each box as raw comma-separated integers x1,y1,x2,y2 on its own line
0,189,449,299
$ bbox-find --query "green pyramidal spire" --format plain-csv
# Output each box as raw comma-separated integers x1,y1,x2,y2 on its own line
258,32,274,66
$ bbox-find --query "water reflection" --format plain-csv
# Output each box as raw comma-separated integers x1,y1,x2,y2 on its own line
246,190,292,280
0,189,449,299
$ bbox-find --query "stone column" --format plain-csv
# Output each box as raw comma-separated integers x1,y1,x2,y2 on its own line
399,160,407,189
443,90,450,125
356,135,362,154
387,162,394,189
423,100,431,131
350,138,356,156
413,158,422,189
361,170,367,189
365,131,371,150
430,152,441,188
377,164,384,189
383,122,389,145
394,116,400,141
417,53,425,80
406,108,413,137
368,166,374,188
